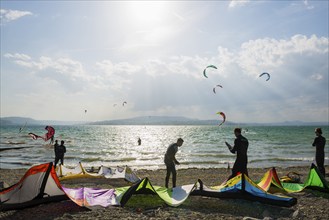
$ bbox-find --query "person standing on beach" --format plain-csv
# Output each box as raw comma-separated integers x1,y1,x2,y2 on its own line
312,128,326,176
164,138,184,188
54,140,66,168
225,128,249,179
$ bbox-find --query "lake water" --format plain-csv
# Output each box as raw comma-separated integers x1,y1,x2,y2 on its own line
0,125,328,170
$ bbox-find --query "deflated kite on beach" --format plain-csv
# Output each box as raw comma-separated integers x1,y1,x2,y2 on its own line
192,173,297,207
258,163,329,193
1,162,306,211
56,163,140,183
0,163,67,211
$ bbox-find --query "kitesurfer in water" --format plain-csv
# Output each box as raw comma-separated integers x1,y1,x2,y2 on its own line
50,135,54,145
164,138,184,188
54,140,66,168
225,128,249,179
312,128,326,176
138,138,141,146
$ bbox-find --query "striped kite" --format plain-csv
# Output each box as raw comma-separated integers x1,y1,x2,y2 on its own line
216,112,226,126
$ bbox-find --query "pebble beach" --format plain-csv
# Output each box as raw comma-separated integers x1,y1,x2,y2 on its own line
1,165,329,220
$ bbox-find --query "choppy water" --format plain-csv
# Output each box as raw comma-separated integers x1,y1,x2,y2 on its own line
0,125,328,169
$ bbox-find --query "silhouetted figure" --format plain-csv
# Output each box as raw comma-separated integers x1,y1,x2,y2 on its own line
312,128,326,176
164,138,184,188
54,140,66,168
225,128,249,180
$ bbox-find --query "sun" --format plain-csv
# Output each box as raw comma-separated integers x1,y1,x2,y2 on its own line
124,1,170,29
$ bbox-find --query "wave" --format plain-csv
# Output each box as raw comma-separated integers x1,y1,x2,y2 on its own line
180,160,230,165
0,161,33,166
80,157,137,163
138,157,161,161
5,141,26,145
249,157,314,163
189,153,235,159
0,146,31,152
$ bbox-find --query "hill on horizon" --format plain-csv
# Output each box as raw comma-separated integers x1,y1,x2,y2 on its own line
0,116,327,126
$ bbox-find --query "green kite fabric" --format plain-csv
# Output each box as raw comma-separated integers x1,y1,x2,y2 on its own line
2,163,308,211
192,174,297,207
258,164,329,193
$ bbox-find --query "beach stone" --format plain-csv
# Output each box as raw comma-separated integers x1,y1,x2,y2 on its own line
62,213,73,219
166,217,179,220
243,217,261,220
262,210,273,219
279,209,293,217
0,181,9,189
291,209,300,218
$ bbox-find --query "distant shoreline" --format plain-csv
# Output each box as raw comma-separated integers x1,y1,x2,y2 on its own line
1,116,328,126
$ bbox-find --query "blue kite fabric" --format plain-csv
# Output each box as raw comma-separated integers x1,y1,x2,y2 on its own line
191,174,297,207
1,163,305,211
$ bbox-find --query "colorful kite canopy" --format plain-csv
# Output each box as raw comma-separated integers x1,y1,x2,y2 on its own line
203,65,217,78
28,126,55,142
216,112,226,126
259,72,270,81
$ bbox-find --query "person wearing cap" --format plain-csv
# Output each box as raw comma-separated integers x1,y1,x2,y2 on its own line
225,128,249,180
164,138,184,188
312,128,326,176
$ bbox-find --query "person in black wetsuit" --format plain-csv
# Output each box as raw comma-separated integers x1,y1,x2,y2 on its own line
164,138,184,188
225,128,249,180
54,140,66,168
312,128,326,176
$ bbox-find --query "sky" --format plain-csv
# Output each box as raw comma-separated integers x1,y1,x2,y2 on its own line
0,0,328,123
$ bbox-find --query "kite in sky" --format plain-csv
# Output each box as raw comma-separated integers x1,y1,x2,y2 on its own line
213,84,223,94
29,126,55,142
216,112,226,126
259,72,270,81
203,65,217,78
122,101,127,106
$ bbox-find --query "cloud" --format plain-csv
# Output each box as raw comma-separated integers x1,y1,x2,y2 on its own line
96,60,141,76
3,34,328,122
303,0,315,10
237,34,328,77
94,60,142,92
127,34,328,122
4,54,91,93
310,73,323,80
0,9,33,23
4,53,31,60
228,0,250,8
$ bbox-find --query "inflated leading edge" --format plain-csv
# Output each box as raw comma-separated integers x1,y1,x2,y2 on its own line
3,162,328,210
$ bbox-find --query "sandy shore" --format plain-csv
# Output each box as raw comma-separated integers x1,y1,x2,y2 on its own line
1,165,328,220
